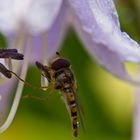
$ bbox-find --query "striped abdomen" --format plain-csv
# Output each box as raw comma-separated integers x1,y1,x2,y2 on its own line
62,88,78,137
53,67,79,136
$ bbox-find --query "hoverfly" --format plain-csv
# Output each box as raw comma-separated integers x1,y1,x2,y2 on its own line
35,52,84,137
0,50,84,137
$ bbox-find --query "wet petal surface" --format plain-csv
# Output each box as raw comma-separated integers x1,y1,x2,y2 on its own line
67,0,140,82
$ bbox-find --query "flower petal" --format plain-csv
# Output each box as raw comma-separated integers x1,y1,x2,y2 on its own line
0,34,31,133
133,89,140,140
0,79,15,126
2,0,66,63
0,0,63,34
25,0,63,33
46,1,67,59
0,0,32,33
30,0,67,62
67,0,140,83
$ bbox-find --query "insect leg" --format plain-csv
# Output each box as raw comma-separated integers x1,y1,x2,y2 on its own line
22,90,54,101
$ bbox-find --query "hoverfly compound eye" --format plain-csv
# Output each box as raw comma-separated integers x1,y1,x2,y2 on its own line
51,58,70,70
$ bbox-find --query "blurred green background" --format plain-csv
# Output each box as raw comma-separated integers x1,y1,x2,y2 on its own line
0,0,140,140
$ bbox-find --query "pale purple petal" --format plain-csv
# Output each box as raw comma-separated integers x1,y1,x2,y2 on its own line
0,2,67,130
6,1,67,63
29,0,67,62
46,0,67,59
0,0,63,34
67,0,140,83
0,34,31,132
0,79,15,126
133,87,140,140
25,0,63,33
1,0,140,134
27,35,42,62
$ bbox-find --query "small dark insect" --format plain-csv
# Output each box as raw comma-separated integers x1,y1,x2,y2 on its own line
36,52,84,137
0,48,24,78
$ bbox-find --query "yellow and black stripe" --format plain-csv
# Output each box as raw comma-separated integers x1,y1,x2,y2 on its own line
64,88,78,137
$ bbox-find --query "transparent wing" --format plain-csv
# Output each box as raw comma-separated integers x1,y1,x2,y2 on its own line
71,87,86,132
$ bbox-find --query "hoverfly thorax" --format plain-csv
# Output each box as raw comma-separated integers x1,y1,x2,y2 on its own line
50,58,74,90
